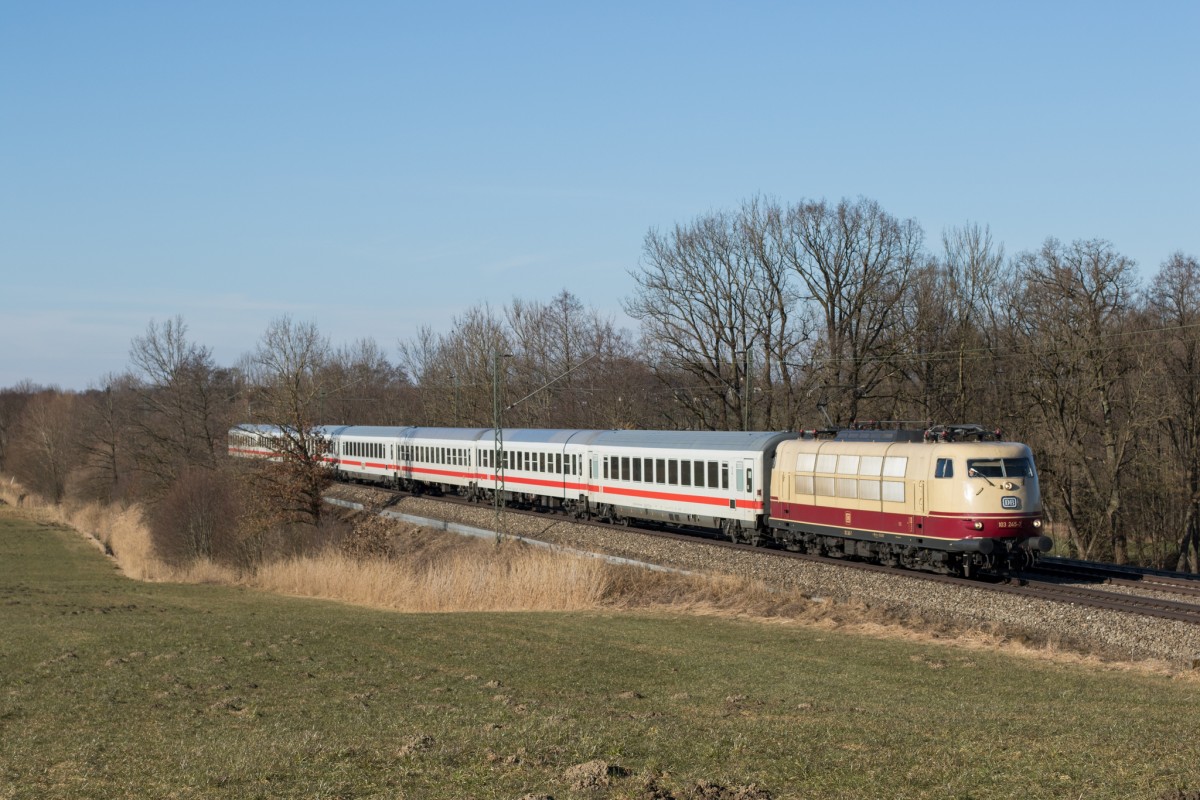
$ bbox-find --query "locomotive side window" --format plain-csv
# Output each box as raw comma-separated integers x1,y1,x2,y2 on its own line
882,481,905,502
795,475,814,494
814,476,834,496
935,458,954,478
796,453,816,472
859,456,882,476
837,456,859,475
837,478,856,497
883,456,908,478
859,480,881,500
816,453,837,473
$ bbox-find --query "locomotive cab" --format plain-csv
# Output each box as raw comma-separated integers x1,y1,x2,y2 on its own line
925,442,1050,571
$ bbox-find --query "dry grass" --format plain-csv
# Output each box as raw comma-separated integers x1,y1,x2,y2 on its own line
253,546,612,612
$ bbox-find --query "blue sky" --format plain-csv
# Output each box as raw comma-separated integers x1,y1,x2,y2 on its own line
3,1,1197,389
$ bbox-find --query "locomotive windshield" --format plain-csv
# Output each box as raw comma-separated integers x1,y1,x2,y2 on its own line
966,458,1035,479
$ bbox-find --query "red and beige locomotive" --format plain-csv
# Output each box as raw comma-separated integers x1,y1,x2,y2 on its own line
229,422,1049,577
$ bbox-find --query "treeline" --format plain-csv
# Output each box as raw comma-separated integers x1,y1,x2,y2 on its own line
1,194,1197,571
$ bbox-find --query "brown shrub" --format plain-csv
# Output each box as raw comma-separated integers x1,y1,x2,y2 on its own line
149,467,243,567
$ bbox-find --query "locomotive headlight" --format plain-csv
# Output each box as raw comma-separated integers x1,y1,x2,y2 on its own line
972,521,984,531
1032,519,1043,528
1001,481,1015,491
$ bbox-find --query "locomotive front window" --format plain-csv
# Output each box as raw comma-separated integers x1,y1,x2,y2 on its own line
1004,458,1036,478
965,458,1034,478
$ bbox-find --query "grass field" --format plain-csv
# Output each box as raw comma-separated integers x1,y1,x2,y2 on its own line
3,509,1200,799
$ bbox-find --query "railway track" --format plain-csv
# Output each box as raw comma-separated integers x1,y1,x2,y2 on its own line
1029,557,1200,598
340,484,1200,627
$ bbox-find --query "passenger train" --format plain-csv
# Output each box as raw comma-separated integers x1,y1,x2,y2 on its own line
228,423,1050,577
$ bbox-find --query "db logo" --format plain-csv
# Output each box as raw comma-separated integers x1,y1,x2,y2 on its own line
1001,496,1021,509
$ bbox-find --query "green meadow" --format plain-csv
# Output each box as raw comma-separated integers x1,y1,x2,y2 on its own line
2,510,1198,799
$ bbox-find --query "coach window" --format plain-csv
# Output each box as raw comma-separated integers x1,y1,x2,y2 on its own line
668,460,678,485
708,461,719,488
936,458,954,478
693,460,705,487
618,457,628,481
681,460,691,486
632,458,641,481
642,458,652,482
656,459,665,484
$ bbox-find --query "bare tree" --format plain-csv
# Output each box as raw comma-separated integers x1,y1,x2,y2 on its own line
127,317,229,492
0,380,43,472
778,197,923,425
625,208,769,430
398,305,512,427
247,316,333,527
8,390,80,503
1148,252,1200,570
75,374,139,502
1012,239,1147,562
321,338,409,425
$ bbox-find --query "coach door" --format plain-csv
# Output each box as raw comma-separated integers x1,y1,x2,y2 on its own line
735,459,755,512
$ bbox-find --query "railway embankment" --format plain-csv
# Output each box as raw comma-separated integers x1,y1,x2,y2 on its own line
328,484,1200,668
